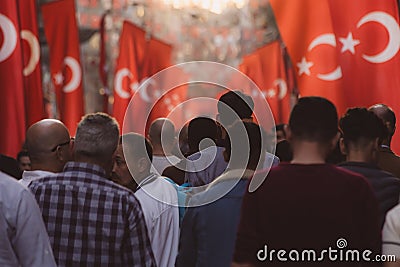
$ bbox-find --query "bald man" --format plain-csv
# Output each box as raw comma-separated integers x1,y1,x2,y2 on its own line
19,119,72,187
369,104,400,178
148,118,180,175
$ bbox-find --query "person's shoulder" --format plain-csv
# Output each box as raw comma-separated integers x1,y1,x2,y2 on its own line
0,171,25,192
386,204,400,223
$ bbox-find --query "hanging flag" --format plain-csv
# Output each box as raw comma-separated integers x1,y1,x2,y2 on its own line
144,37,176,128
270,0,400,151
18,0,45,127
0,0,26,157
269,0,347,115
239,41,293,124
112,20,147,132
42,0,84,136
328,0,400,108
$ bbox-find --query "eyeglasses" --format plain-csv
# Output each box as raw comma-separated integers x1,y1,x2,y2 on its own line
50,138,72,152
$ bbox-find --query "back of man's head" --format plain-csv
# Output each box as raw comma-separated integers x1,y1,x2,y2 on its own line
122,133,153,164
148,118,176,152
224,121,264,170
289,97,338,143
188,117,217,153
369,104,396,140
26,119,72,173
122,133,153,181
74,113,119,171
217,91,254,126
340,108,387,149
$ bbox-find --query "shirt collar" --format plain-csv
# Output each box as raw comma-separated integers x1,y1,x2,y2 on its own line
63,161,107,178
136,173,158,190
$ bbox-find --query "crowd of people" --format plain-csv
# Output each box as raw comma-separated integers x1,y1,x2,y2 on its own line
2,90,400,267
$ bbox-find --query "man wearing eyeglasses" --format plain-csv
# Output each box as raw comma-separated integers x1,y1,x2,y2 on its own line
19,119,72,187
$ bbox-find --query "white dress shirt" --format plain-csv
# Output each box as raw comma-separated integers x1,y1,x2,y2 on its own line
0,171,56,267
135,174,180,267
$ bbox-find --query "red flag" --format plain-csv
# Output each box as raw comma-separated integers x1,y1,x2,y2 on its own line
240,41,293,124
112,21,146,131
270,0,400,152
42,0,84,136
270,0,347,115
328,0,400,152
0,1,26,157
18,0,45,127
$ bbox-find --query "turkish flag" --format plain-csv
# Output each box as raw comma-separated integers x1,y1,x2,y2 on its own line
18,0,45,127
112,20,147,132
42,0,84,136
328,0,400,152
269,0,347,115
239,41,293,124
0,1,26,157
270,0,400,152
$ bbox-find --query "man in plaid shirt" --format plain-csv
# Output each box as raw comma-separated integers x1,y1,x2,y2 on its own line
29,113,155,266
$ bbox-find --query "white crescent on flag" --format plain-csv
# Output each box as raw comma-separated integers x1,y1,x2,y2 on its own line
138,77,156,103
308,33,343,81
357,11,400,64
0,14,17,63
21,30,40,76
273,78,288,100
63,56,81,93
114,68,133,99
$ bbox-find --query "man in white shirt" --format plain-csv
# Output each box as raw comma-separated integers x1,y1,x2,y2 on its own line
148,118,180,175
112,133,179,267
20,119,72,187
0,171,56,266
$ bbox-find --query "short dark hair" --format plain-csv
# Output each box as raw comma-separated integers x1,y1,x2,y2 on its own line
339,108,388,146
121,133,153,168
148,119,175,147
289,97,338,142
224,121,264,169
17,150,29,161
188,117,217,153
75,113,120,160
217,91,254,126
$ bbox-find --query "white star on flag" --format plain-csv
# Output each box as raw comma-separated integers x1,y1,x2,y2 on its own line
267,89,277,98
53,72,64,85
297,57,314,76
339,32,360,54
163,98,171,105
172,94,179,101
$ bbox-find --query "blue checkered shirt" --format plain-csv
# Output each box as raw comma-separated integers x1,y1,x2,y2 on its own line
29,162,156,267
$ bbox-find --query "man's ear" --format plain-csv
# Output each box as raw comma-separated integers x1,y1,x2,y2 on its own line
339,138,347,155
373,137,380,151
138,157,149,173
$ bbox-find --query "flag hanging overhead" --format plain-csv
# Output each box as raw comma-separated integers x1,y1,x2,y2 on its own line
112,20,147,132
18,0,45,127
0,0,26,157
270,0,400,151
42,0,84,136
269,0,347,115
239,41,294,124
